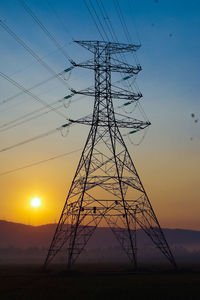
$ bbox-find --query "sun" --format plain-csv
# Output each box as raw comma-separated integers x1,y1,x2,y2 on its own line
30,197,41,208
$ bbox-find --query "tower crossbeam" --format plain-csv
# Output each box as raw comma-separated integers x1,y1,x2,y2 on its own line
70,88,142,100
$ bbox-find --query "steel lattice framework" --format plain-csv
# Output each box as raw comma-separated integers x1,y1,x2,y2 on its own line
44,41,176,269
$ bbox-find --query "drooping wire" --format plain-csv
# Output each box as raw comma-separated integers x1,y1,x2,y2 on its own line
127,125,150,146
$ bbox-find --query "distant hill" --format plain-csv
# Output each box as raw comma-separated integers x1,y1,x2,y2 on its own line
0,220,56,249
1,220,200,249
1,220,200,264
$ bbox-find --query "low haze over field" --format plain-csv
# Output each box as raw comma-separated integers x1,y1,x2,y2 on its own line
0,0,199,231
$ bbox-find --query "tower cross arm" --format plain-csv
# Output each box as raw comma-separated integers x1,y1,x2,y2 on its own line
71,60,142,74
68,115,151,130
75,40,141,54
70,88,142,101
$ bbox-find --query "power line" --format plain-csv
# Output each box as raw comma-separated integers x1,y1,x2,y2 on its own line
96,0,119,42
112,0,140,65
6,41,71,79
0,70,66,118
0,19,72,89
88,0,109,40
18,0,72,62
127,0,141,45
46,0,75,41
0,69,66,107
0,98,62,130
83,0,105,40
0,103,63,133
0,122,72,153
0,148,82,177
113,0,132,43
0,95,85,133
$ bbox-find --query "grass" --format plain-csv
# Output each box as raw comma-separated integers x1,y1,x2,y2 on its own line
0,263,200,299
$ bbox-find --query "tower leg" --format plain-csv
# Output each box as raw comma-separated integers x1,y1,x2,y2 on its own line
105,213,137,268
127,194,177,268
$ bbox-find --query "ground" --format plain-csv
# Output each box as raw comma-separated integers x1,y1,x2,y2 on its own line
0,264,200,299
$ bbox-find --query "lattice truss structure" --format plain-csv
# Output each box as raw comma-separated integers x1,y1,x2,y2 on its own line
44,41,176,269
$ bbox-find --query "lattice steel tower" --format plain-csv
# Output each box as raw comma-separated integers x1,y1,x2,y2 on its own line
44,41,176,269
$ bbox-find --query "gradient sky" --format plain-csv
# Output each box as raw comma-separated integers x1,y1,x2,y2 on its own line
0,0,199,229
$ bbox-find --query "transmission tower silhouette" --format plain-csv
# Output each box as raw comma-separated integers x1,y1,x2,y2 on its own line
44,41,176,269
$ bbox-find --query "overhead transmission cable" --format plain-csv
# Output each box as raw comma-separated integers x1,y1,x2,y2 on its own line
0,72,132,133
127,0,141,45
0,103,64,133
83,0,105,40
113,0,140,65
0,148,82,177
88,0,109,41
0,122,72,153
0,95,85,133
6,40,71,79
18,0,72,62
0,19,72,89
0,69,67,107
113,0,132,43
46,0,75,40
0,70,66,118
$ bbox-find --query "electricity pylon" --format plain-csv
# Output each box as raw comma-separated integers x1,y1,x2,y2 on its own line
44,41,176,269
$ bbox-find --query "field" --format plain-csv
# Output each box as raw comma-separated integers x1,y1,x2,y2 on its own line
0,264,200,299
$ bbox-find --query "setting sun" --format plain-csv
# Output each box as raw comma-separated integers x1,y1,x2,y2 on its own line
30,197,41,208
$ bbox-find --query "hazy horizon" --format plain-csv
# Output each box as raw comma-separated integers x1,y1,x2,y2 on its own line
0,0,199,230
